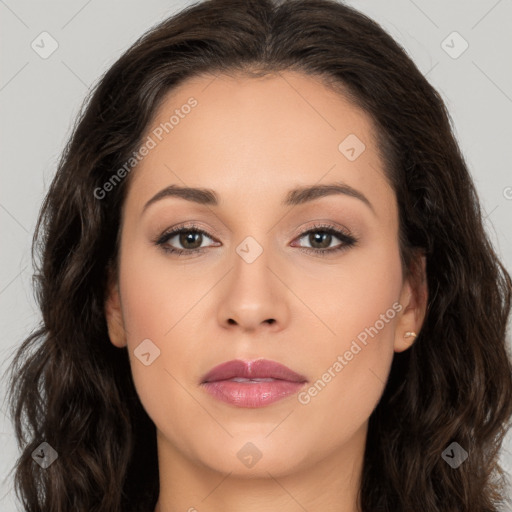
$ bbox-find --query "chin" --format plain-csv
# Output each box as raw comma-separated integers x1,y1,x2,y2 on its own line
194,438,310,478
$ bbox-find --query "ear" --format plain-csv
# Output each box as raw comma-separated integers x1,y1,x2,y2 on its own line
394,250,428,353
104,264,127,348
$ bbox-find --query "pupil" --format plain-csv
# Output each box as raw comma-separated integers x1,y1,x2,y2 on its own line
311,232,331,248
181,232,202,249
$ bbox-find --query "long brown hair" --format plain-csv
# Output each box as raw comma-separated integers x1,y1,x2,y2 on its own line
5,0,512,510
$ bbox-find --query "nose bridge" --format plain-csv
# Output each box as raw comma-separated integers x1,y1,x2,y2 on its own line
218,228,289,330
231,231,276,304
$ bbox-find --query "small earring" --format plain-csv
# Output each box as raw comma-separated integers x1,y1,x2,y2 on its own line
404,331,417,339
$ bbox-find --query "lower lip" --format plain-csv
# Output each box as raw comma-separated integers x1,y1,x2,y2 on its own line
201,380,307,408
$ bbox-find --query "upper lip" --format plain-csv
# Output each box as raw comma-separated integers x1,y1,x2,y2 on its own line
200,359,307,383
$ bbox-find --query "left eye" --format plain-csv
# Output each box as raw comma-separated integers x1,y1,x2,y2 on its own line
295,229,344,250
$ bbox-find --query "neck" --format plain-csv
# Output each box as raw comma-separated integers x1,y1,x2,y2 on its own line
154,423,366,512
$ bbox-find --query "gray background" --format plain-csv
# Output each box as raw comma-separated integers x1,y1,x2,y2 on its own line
1,0,511,509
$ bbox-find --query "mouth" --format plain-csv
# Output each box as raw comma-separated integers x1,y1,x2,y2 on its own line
200,359,308,408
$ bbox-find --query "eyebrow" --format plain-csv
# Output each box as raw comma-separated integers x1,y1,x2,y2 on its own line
142,181,375,215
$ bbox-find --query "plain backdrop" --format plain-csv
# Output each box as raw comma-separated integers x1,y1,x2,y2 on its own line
1,0,511,510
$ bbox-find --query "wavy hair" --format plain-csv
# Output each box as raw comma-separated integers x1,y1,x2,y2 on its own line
5,0,512,510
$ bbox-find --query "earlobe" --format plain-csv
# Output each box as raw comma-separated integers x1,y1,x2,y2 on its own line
394,330,418,353
104,268,127,348
394,253,428,353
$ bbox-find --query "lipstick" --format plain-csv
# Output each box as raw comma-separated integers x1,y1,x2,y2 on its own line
200,359,307,408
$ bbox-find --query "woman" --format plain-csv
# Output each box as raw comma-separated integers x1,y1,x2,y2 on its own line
6,0,512,511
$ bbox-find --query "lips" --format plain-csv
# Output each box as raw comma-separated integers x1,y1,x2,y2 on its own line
200,359,308,408
200,358,307,384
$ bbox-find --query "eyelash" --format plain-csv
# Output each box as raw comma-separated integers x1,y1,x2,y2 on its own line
154,222,358,257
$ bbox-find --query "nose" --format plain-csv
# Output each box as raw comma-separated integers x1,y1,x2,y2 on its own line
217,245,290,333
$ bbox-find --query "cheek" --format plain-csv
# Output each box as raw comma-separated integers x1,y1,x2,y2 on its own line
300,235,403,346
118,268,206,451
115,241,195,411
118,235,205,340
295,241,402,430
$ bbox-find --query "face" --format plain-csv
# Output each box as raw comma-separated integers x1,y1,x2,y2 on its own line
105,70,426,479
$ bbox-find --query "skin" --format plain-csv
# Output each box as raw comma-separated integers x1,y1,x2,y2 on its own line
105,70,428,512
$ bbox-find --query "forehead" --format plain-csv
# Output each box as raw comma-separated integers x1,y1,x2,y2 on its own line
125,70,394,218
